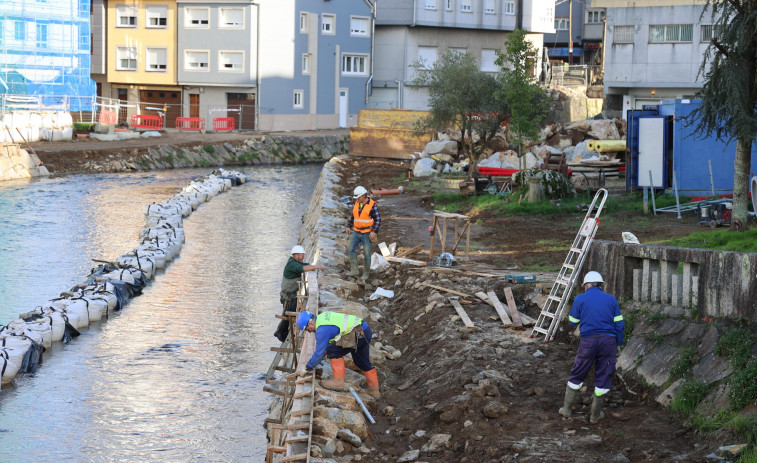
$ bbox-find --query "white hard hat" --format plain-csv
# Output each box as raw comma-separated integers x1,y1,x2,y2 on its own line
291,245,306,255
583,271,604,285
353,186,368,199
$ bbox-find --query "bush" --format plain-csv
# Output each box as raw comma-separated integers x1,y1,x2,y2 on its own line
729,358,757,410
512,169,573,200
72,122,95,132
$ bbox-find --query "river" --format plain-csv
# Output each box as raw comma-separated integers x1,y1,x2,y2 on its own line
0,164,323,461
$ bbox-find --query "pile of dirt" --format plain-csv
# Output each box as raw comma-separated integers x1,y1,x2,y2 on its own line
334,157,718,462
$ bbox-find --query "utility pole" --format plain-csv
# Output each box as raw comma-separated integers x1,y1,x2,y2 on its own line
568,0,573,64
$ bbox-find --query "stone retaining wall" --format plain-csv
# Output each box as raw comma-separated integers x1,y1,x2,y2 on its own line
584,240,757,322
0,143,50,180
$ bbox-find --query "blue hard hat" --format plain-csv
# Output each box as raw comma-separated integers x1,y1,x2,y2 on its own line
296,311,314,330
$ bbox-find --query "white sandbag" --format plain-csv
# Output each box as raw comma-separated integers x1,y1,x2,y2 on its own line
0,335,32,384
116,253,155,279
370,253,390,271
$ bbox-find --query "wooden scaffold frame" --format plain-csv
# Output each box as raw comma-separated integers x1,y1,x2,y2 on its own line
429,210,471,261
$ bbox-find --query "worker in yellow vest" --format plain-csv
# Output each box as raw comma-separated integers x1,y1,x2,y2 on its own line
296,310,380,398
347,186,380,282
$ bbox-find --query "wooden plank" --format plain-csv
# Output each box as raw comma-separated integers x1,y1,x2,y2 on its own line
486,291,513,327
385,256,427,266
263,386,286,397
282,453,309,462
449,298,475,328
271,346,299,353
275,366,295,373
377,242,392,257
395,244,423,258
503,287,524,329
421,282,471,298
476,292,536,326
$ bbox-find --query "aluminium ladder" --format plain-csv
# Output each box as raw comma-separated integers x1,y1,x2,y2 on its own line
530,188,609,342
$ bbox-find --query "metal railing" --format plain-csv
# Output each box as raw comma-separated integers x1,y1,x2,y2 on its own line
549,64,603,87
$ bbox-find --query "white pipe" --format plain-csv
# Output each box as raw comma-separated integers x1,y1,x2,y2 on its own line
348,387,375,424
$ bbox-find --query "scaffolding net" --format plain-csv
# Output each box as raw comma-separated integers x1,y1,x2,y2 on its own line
0,0,96,111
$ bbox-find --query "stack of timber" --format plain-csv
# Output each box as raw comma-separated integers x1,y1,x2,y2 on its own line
349,109,432,160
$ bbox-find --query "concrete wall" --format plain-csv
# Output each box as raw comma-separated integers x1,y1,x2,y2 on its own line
584,240,757,322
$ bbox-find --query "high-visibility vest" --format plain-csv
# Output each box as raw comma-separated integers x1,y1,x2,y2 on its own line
315,312,363,344
352,199,375,233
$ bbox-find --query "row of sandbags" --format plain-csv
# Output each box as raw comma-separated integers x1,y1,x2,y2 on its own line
0,168,248,387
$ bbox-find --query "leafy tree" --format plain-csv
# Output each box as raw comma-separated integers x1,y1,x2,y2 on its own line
411,50,509,177
495,29,550,168
691,1,757,230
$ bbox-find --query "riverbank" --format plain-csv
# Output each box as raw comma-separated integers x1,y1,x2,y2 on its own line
275,156,755,462
28,129,349,174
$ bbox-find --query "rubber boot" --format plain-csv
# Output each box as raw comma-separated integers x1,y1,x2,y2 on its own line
558,385,578,418
360,258,371,281
590,394,605,424
364,368,380,399
347,255,359,277
320,358,345,391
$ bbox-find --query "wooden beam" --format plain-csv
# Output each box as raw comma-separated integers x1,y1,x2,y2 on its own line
476,291,536,326
421,282,471,298
449,298,475,328
378,242,392,257
263,386,287,397
486,291,513,327
396,244,423,258
503,287,524,329
385,256,427,266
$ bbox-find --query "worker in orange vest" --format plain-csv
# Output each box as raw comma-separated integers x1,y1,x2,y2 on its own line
347,186,380,282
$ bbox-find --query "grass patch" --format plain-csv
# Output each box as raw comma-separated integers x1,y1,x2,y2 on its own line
670,347,697,381
715,322,757,410
664,228,757,253
670,379,710,415
72,122,95,132
202,145,215,154
622,308,639,347
647,311,669,324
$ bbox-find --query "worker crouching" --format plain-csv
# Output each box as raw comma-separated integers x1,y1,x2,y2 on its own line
559,271,625,424
296,311,380,399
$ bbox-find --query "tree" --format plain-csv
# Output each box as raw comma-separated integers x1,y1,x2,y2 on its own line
411,50,509,177
691,0,757,230
495,29,550,168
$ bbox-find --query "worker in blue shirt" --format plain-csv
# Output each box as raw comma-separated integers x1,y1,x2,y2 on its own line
559,271,625,424
296,310,380,398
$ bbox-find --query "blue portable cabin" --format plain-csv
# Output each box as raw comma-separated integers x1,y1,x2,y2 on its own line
628,99,757,197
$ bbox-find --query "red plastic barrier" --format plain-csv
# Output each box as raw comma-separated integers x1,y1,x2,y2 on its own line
212,117,235,131
476,167,520,177
176,117,205,131
99,109,117,125
131,114,163,130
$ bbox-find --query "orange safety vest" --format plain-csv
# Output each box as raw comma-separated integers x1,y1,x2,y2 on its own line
352,199,375,233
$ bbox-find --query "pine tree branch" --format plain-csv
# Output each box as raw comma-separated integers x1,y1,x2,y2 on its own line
726,0,744,15
711,38,730,58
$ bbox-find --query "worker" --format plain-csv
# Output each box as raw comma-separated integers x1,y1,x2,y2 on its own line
347,186,380,282
296,310,380,399
558,271,625,424
273,245,323,342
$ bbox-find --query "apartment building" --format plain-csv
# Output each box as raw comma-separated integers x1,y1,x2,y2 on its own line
106,0,181,125
0,0,96,109
594,0,710,112
371,0,555,110
91,0,107,97
543,0,585,64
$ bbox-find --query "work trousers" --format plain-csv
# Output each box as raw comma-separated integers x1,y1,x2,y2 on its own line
326,325,374,372
567,335,617,396
349,231,372,264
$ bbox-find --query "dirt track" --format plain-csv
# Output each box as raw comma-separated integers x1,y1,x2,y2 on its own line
340,158,713,462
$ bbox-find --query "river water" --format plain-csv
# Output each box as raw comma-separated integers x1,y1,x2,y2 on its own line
0,164,323,462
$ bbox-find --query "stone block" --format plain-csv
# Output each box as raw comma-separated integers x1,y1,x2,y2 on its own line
651,270,661,303
312,406,369,440
660,260,677,303
671,274,682,306
691,276,699,310
692,351,732,384
636,344,680,386
656,378,683,406
632,268,641,301
682,262,693,308
617,336,650,371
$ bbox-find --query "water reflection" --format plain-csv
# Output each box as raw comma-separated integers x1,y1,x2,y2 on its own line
0,164,323,461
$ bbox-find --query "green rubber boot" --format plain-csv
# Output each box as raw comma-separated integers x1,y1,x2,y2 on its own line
347,255,359,277
590,394,605,424
558,385,578,418
360,261,370,281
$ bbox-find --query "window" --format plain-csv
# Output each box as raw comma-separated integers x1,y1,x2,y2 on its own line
185,7,209,27
0,22,4,45
146,5,167,28
116,5,137,27
342,54,368,75
649,24,693,43
218,50,243,71
79,0,88,15
302,53,311,74
293,90,303,108
484,0,495,14
146,47,167,71
445,0,453,11
14,21,25,40
554,17,568,30
36,23,47,48
613,25,634,44
425,0,436,10
587,10,605,24
481,49,497,72
460,0,471,12
350,16,369,36
79,29,88,51
417,46,437,69
185,50,209,70
701,24,721,42
321,14,334,34
504,1,515,14
116,46,137,71
300,12,308,33
219,8,244,28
